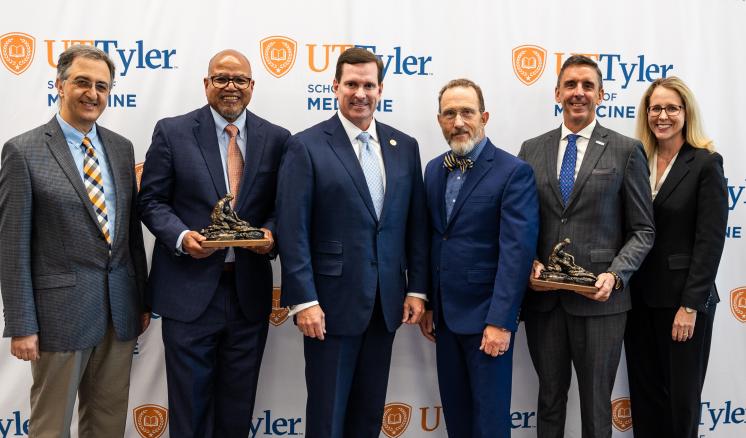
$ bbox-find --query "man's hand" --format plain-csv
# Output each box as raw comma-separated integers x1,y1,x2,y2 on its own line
528,260,556,291
479,325,511,357
297,304,326,340
141,312,152,332
672,307,697,342
182,231,217,259
250,228,275,255
11,334,39,361
418,310,435,342
402,296,425,324
589,272,615,302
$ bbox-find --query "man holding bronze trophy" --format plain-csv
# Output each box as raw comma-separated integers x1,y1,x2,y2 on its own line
137,49,290,438
518,55,655,438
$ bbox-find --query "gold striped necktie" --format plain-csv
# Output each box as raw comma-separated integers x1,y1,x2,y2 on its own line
81,136,111,246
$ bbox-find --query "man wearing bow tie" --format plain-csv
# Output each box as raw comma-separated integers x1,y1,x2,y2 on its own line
276,47,429,438
419,78,539,438
518,55,654,438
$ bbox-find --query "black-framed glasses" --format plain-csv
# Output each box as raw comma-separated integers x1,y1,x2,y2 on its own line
209,75,252,89
68,77,112,93
647,104,683,116
440,108,479,121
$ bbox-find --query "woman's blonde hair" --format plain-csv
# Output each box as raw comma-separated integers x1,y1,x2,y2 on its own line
635,76,714,158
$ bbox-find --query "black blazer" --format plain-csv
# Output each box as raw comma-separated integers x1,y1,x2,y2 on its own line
630,143,728,313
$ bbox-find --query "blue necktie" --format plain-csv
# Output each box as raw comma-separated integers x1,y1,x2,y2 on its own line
559,134,579,205
357,132,384,218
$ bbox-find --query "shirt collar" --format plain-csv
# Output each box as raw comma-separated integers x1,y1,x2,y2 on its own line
56,113,98,146
561,119,596,141
464,137,488,161
337,111,378,144
210,106,247,139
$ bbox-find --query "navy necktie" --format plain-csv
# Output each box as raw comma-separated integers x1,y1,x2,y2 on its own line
559,134,579,205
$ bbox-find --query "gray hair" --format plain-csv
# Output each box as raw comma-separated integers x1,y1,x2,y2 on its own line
57,45,116,83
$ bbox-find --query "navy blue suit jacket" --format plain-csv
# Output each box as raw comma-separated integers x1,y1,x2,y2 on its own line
276,114,429,336
425,140,539,334
138,105,290,322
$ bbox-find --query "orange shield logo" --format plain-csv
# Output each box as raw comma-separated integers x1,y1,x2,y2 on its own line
512,44,547,86
731,287,746,323
381,402,412,438
611,397,632,432
133,404,168,438
270,287,289,326
260,36,297,78
1,32,35,75
135,162,144,192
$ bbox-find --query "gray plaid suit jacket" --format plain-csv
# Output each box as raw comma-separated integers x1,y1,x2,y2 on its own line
518,123,655,316
0,117,147,351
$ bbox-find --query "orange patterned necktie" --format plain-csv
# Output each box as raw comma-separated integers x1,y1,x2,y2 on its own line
81,136,111,246
225,124,244,207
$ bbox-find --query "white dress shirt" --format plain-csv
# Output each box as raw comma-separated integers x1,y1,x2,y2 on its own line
556,119,597,179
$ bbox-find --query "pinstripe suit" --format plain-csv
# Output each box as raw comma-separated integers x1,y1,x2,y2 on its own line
518,122,654,438
0,116,147,436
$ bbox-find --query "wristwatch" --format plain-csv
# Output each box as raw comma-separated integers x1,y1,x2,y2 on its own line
683,306,696,314
606,271,622,290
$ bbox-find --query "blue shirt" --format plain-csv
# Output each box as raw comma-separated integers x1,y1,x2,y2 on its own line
445,137,487,221
56,113,117,241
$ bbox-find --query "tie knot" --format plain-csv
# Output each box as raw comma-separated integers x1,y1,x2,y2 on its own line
566,134,579,144
357,131,371,144
81,136,94,152
443,151,474,173
225,124,239,138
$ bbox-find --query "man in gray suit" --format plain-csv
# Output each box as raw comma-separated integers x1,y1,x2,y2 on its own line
518,55,654,438
0,45,148,437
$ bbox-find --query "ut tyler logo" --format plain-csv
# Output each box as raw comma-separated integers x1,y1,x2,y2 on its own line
381,402,412,438
512,44,547,86
0,32,35,75
611,397,632,432
260,36,297,78
133,404,168,438
270,287,289,326
731,287,746,323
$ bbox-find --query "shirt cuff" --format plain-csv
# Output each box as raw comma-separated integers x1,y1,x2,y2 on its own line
288,300,319,317
175,229,189,254
407,292,427,302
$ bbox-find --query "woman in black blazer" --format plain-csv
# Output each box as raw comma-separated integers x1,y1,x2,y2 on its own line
624,76,728,438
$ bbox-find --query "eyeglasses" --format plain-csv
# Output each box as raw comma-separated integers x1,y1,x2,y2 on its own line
440,108,479,121
647,104,683,116
210,75,252,89
68,77,112,93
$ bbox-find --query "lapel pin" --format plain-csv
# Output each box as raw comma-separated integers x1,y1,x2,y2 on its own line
595,140,605,145
389,139,397,146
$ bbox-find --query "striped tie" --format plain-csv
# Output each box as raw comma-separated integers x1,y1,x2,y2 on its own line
81,136,111,246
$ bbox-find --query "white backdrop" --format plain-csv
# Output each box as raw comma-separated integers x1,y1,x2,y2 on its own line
1,1,746,437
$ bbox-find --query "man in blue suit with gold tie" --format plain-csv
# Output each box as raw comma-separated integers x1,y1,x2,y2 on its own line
276,47,429,438
419,79,539,438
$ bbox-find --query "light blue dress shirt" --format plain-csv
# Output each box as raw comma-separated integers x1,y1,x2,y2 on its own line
445,136,487,221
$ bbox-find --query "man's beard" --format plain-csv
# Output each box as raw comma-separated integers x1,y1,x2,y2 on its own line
448,128,483,156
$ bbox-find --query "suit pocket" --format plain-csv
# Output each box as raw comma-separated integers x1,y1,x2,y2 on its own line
467,268,497,284
313,259,343,277
468,195,496,204
668,254,691,270
33,272,77,290
591,168,617,176
313,241,343,276
590,249,615,263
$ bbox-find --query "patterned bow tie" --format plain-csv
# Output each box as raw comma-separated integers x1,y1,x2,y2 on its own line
443,151,474,172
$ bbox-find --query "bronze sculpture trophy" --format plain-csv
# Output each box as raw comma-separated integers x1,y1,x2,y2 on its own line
530,238,599,294
199,194,270,248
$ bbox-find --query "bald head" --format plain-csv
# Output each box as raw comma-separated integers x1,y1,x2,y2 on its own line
207,49,251,75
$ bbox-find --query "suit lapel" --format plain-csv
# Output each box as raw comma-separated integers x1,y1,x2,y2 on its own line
236,111,266,210
326,116,378,221
377,123,399,224
544,128,564,207
97,126,127,249
654,143,693,208
445,143,495,230
565,124,609,211
44,118,102,231
193,106,228,199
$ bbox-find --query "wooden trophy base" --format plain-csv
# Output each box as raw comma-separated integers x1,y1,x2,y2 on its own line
201,238,271,248
530,277,598,294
